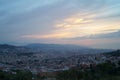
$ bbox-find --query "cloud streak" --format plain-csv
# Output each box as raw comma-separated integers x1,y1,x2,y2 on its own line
0,0,120,49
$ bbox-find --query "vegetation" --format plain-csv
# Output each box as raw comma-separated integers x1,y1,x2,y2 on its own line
56,62,120,80
0,70,33,80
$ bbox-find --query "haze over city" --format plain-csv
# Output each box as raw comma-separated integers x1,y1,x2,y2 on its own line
1,1,120,80
0,0,120,49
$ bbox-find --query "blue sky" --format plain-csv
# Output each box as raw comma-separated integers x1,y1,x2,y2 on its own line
0,0,120,49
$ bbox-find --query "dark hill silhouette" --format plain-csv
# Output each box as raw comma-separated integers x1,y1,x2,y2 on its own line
0,44,16,49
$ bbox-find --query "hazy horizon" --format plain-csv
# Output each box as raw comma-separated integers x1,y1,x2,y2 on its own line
0,0,120,49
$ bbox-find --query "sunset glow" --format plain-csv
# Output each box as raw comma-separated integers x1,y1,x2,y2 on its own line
0,0,120,49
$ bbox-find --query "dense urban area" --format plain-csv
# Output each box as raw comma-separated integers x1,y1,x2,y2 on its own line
0,44,120,80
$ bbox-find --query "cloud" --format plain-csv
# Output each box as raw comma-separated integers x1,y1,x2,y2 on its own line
55,14,94,28
0,0,120,49
65,30,120,40
22,32,72,39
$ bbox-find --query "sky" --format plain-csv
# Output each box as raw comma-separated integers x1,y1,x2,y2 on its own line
0,0,120,49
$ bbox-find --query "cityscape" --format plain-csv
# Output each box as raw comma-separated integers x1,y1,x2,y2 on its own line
0,0,120,80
